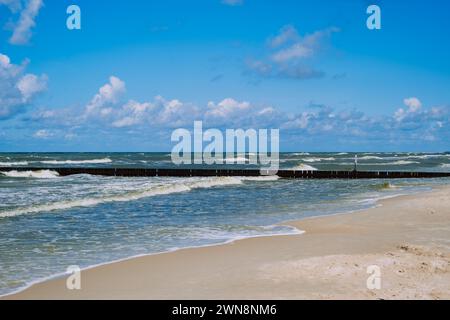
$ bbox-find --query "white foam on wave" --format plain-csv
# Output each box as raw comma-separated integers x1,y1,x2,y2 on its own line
0,176,244,218
303,157,335,162
225,156,250,163
177,224,302,243
0,175,285,218
332,160,420,166
290,164,318,171
240,176,279,182
0,161,29,166
188,176,244,189
440,163,450,168
368,160,420,165
408,154,447,159
291,152,310,156
357,156,384,160
0,170,60,179
39,158,112,165
355,154,447,161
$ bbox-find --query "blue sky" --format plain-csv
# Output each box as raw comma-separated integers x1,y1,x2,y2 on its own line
0,0,449,151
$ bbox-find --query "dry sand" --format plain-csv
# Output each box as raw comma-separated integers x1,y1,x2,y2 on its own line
4,185,450,300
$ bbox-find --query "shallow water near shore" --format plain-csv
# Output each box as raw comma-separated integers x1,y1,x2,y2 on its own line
0,152,449,296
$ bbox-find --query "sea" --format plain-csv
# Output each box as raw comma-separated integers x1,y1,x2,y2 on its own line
0,152,449,296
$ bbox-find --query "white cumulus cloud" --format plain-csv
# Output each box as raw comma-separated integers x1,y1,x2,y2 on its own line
85,76,126,116
0,53,47,119
206,98,251,119
395,97,423,121
17,73,48,100
403,97,422,112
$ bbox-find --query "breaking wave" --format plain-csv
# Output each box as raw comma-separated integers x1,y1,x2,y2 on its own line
366,160,420,165
357,156,384,160
240,176,279,181
39,158,112,165
0,170,60,179
303,157,335,162
0,161,29,166
290,164,318,171
0,177,244,218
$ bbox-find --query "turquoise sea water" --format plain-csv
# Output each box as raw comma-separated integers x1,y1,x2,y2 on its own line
0,152,449,295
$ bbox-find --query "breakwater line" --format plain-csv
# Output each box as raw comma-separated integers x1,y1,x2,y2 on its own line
1,167,450,179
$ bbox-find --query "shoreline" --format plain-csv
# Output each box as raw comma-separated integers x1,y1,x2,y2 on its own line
0,184,412,298
0,187,410,298
3,184,450,299
0,226,304,299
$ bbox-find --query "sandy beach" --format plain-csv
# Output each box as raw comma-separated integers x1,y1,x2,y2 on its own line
4,184,450,300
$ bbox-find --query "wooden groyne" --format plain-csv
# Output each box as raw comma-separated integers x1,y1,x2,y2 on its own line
1,167,450,179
